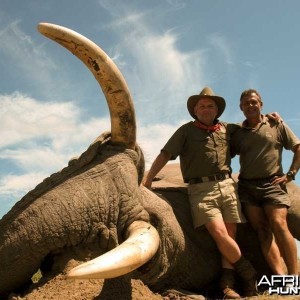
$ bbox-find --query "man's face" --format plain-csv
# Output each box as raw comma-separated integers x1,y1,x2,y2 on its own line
194,98,218,125
240,93,263,118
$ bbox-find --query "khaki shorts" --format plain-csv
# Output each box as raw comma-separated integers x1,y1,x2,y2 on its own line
188,178,246,229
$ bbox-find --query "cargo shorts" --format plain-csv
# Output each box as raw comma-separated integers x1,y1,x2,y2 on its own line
188,178,246,229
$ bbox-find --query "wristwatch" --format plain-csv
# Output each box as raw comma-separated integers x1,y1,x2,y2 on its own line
286,171,296,180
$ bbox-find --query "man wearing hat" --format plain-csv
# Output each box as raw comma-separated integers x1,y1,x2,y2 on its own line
143,87,257,298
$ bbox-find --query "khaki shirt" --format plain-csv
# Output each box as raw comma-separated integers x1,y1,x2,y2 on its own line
162,121,238,183
231,115,300,179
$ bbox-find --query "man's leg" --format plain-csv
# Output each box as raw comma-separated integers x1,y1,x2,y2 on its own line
243,204,285,274
205,218,241,263
206,219,241,299
264,205,298,275
219,223,241,299
222,222,237,268
205,219,257,297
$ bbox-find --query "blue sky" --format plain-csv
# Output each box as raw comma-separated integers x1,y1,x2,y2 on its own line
1,0,300,225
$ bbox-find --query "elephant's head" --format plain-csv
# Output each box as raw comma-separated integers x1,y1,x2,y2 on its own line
0,23,220,298
1,24,300,300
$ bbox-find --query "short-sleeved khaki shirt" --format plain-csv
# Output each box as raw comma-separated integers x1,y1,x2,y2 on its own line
231,115,300,179
162,121,238,183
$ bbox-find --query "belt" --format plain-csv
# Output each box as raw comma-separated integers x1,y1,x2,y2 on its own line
189,173,231,184
239,175,280,183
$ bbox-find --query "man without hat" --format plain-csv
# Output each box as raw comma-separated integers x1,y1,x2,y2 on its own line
232,89,300,279
143,87,257,298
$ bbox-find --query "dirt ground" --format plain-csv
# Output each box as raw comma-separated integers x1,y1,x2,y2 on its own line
8,270,300,300
9,275,165,300
7,254,300,300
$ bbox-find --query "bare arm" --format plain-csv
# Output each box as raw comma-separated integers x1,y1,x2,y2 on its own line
272,144,300,185
143,150,172,188
289,144,300,176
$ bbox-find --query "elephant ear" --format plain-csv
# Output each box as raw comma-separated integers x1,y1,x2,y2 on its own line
68,132,111,169
38,23,136,149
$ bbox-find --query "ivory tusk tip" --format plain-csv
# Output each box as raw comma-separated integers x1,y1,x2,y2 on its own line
37,22,58,35
66,265,87,279
37,22,49,32
66,269,80,279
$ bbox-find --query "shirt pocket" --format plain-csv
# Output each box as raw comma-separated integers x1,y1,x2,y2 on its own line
189,136,211,152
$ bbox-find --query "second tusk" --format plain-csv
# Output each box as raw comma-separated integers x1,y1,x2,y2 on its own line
67,221,160,279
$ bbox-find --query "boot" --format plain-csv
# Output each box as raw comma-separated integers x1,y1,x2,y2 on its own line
219,268,241,299
233,257,257,297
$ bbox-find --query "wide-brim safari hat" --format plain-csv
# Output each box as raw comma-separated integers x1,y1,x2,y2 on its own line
187,87,226,119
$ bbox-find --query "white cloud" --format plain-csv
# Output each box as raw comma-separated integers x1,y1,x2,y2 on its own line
97,4,195,90
0,92,110,201
0,93,110,150
165,0,186,10
0,147,66,172
243,61,255,68
0,93,79,148
133,32,190,86
138,121,186,169
0,21,77,100
208,33,233,66
0,172,47,197
99,12,146,30
0,21,58,80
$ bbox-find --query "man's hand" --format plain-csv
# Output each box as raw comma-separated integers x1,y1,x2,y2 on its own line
266,112,282,124
271,174,291,186
142,150,171,190
142,177,152,189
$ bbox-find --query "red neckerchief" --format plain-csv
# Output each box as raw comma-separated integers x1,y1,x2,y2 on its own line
193,120,221,132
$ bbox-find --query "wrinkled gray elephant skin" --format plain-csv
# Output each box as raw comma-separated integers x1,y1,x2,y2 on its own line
1,23,300,299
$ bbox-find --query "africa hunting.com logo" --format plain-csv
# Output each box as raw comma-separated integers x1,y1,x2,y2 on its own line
258,275,300,295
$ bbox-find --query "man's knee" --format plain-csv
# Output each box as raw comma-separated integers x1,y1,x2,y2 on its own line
269,216,289,235
265,205,288,231
272,220,290,237
209,228,228,241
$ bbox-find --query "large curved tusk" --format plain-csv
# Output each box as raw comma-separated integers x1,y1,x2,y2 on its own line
67,221,160,279
37,23,136,149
